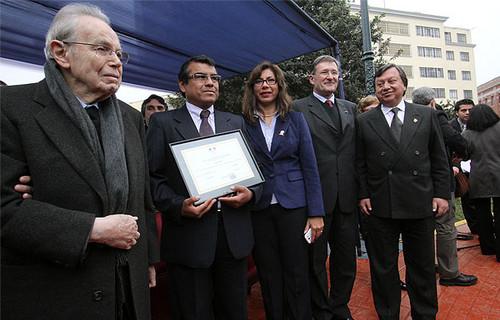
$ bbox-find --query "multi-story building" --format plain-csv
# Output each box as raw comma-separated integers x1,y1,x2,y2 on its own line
350,4,477,105
478,76,500,115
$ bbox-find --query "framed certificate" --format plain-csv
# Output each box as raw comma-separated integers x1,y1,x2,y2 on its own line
170,129,264,205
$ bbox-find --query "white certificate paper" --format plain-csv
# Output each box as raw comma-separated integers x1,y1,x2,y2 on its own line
180,137,254,194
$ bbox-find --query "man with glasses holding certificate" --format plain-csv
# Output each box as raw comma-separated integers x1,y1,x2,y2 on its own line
147,55,261,320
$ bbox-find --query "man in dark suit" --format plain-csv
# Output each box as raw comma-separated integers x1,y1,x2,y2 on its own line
449,99,478,234
357,64,450,319
146,55,261,320
141,94,167,129
412,87,477,287
1,4,159,320
292,55,358,320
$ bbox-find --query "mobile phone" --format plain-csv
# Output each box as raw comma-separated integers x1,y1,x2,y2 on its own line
304,228,312,244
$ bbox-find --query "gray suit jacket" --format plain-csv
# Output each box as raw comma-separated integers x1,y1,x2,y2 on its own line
1,80,159,320
292,94,358,214
356,102,450,219
147,106,261,268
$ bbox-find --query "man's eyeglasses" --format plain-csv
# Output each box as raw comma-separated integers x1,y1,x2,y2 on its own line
62,41,130,65
318,70,339,77
187,73,222,83
254,78,277,86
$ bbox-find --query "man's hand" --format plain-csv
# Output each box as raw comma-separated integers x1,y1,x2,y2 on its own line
148,265,156,288
14,176,33,199
89,214,140,249
181,196,216,218
359,198,372,215
433,198,449,217
218,185,253,208
305,216,324,242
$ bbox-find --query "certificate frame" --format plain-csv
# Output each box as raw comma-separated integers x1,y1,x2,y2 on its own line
169,129,264,205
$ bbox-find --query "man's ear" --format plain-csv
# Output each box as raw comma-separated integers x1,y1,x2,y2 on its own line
50,40,70,69
178,80,187,94
308,74,315,86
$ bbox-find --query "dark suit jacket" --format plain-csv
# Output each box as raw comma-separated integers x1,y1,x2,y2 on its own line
244,111,324,216
1,80,159,320
146,106,261,268
292,94,358,214
449,117,462,133
356,102,450,219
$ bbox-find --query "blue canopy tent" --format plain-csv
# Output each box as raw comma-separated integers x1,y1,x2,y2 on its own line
0,0,344,97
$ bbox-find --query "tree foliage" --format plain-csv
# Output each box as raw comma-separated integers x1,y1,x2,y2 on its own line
168,0,389,112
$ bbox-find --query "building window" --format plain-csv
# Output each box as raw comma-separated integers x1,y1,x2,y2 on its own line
386,43,411,57
446,51,455,60
380,21,409,35
457,33,467,43
449,89,458,100
463,90,473,99
416,26,440,37
448,70,456,80
462,71,471,80
460,52,470,61
417,46,442,58
433,88,446,99
445,32,452,42
491,95,495,106
420,67,444,78
400,65,413,78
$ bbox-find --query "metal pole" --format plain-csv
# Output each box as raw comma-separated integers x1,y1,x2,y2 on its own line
361,0,375,96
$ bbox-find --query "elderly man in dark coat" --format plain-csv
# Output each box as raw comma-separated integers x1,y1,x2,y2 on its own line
1,4,159,320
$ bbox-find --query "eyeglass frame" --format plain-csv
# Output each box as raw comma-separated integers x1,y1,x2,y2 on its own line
254,78,277,86
186,73,222,83
61,41,130,65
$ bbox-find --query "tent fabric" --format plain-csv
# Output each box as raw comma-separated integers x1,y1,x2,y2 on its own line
1,0,338,93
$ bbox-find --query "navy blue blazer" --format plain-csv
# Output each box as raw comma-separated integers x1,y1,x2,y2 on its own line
245,111,324,217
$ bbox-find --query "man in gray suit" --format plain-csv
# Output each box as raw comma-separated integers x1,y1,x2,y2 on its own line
357,64,450,319
1,4,159,320
292,55,358,320
146,55,261,320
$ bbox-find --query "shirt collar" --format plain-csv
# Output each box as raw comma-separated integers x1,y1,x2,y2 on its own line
186,101,214,118
313,91,335,105
76,97,98,109
381,99,406,115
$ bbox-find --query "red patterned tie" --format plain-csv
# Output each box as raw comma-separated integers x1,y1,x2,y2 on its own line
199,109,214,136
326,100,333,107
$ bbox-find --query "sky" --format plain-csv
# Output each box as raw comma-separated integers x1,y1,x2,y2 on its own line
1,0,498,103
352,0,500,85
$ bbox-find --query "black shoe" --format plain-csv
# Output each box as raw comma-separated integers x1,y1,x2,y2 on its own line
439,273,478,286
400,280,407,291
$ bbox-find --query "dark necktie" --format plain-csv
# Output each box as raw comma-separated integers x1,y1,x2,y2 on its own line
326,99,341,132
199,109,214,136
85,105,101,140
390,107,403,143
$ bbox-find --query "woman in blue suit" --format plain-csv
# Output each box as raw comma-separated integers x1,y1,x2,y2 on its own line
242,61,324,319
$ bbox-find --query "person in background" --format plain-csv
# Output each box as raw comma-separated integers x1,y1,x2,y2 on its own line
357,95,378,114
292,55,357,320
141,94,167,129
462,104,500,262
242,61,324,319
146,55,261,320
1,4,159,319
356,64,450,319
412,87,478,286
449,99,478,234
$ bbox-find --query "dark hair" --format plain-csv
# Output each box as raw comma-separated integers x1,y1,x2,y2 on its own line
466,104,499,131
141,94,167,116
178,55,216,83
374,63,408,88
242,61,292,126
0,80,7,86
310,55,339,75
454,99,475,112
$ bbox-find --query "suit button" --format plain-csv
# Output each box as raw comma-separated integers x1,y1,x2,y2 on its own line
269,173,275,179
381,151,386,156
413,171,418,175
415,150,420,155
93,291,103,301
388,170,393,175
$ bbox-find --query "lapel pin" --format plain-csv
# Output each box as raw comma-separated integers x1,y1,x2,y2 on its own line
279,130,285,136
413,118,418,123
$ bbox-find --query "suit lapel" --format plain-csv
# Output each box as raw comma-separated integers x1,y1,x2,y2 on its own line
270,115,290,155
246,119,272,159
367,106,398,152
33,88,108,205
337,100,350,133
393,103,421,161
307,95,337,132
173,106,200,139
